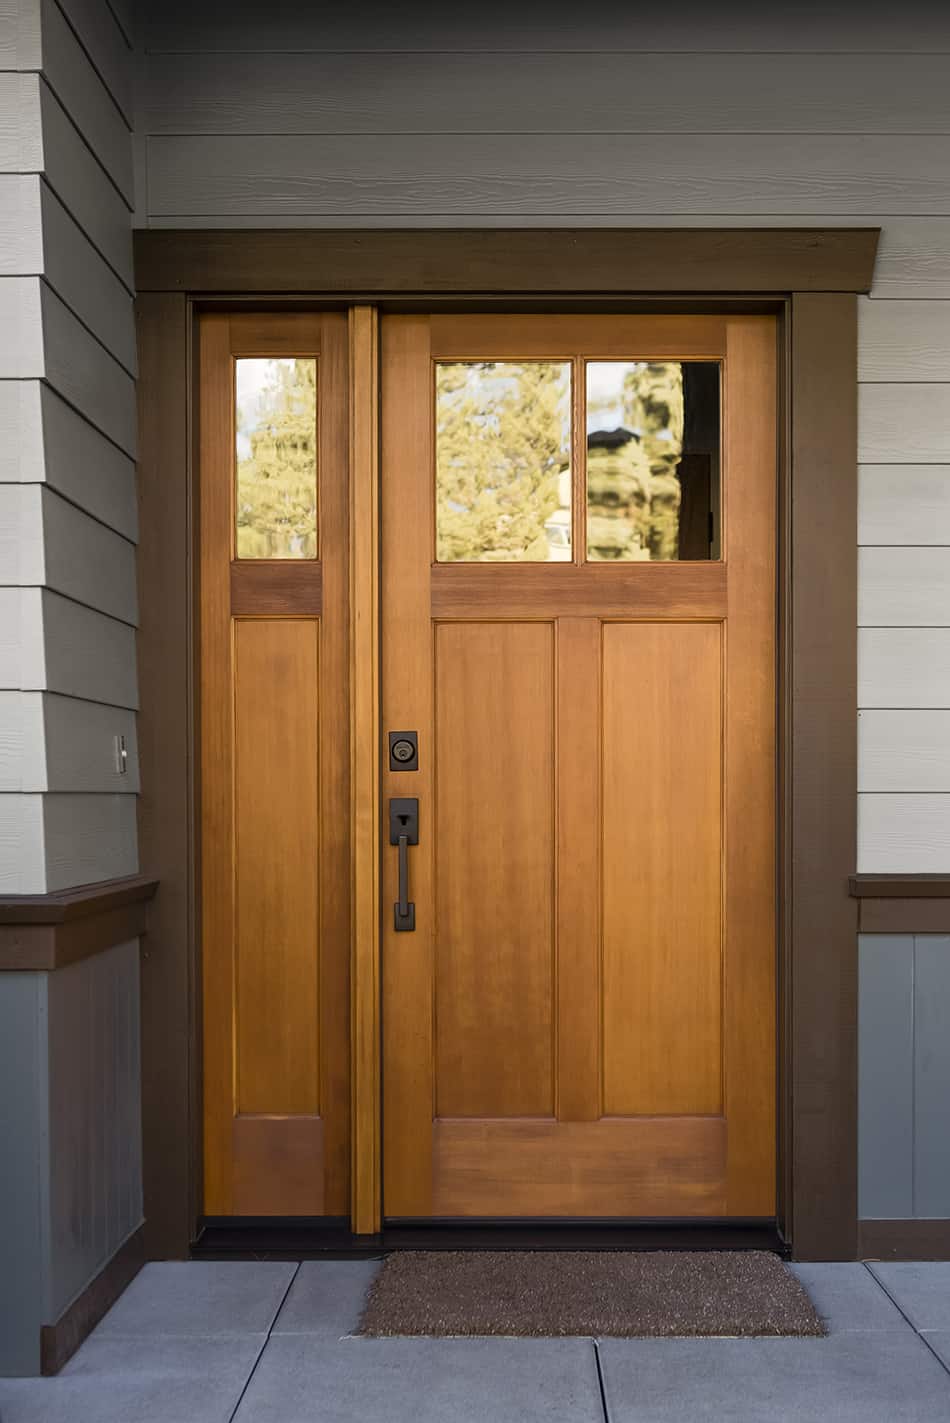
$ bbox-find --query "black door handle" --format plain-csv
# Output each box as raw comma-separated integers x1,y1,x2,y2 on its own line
389,798,419,932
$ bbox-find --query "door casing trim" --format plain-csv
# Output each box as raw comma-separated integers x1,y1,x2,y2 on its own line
134,227,874,1261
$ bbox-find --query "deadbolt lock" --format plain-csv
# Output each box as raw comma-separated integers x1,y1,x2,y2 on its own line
388,730,419,771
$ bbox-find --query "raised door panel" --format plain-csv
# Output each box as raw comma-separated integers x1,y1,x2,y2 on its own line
434,621,556,1120
602,621,723,1118
233,618,320,1118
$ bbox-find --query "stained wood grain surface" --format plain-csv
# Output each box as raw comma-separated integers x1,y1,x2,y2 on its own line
349,306,381,1234
434,622,555,1119
382,312,776,1220
433,1118,727,1217
602,623,723,1117
200,311,350,1216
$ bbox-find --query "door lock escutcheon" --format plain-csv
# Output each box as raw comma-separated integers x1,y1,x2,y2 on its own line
388,730,419,771
389,797,419,932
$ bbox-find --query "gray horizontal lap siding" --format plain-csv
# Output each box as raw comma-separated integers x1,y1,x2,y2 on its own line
0,0,137,896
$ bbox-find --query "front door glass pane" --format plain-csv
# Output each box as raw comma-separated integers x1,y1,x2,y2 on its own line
435,361,572,562
586,361,721,561
235,357,317,559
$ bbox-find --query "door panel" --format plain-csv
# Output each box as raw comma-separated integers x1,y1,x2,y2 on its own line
602,621,722,1118
431,1118,727,1217
233,619,320,1117
434,621,556,1119
381,312,776,1220
199,311,349,1217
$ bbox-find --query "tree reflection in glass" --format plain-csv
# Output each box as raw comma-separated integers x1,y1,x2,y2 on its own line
235,357,317,559
435,361,572,562
586,361,720,561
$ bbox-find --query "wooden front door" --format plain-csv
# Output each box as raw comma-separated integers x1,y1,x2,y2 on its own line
380,314,777,1219
198,312,350,1216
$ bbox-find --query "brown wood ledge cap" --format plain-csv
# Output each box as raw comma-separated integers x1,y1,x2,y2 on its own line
849,874,950,898
134,227,881,296
0,876,159,972
851,875,950,933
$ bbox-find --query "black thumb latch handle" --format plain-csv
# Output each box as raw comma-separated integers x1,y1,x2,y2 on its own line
389,798,418,932
392,831,412,933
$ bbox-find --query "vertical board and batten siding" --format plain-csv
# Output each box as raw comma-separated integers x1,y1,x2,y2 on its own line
860,936,950,1218
0,941,143,1375
45,939,143,1314
0,0,138,893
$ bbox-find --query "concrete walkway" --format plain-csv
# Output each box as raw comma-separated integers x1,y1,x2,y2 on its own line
2,1259,950,1420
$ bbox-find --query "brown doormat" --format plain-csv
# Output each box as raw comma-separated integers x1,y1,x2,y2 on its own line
358,1251,824,1338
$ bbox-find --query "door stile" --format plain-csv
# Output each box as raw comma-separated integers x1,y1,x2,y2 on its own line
198,313,235,1213
349,305,383,1234
555,617,602,1122
723,316,778,1212
380,315,436,1218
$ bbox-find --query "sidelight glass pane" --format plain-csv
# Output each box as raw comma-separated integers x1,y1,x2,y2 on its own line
235,357,317,559
586,361,721,561
435,361,572,562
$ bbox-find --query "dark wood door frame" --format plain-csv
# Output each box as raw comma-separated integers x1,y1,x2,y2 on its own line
134,228,877,1262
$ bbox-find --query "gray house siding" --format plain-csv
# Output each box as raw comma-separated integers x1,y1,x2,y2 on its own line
0,940,142,1376
0,0,143,1377
45,940,143,1322
859,936,950,1219
0,0,138,894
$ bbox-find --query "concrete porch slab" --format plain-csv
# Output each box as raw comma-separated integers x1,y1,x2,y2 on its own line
598,1331,950,1422
272,1259,381,1336
233,1334,603,1423
789,1262,912,1332
0,1334,264,1423
92,1262,297,1338
867,1262,950,1331
924,1333,950,1371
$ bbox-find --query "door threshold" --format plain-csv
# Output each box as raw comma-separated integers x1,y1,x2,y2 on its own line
192,1217,787,1259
